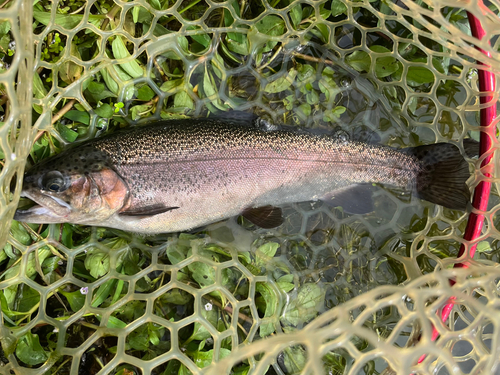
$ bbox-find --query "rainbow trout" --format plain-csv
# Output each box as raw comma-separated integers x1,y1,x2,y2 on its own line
15,116,472,234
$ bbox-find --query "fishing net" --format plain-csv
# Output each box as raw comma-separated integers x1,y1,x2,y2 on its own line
0,0,499,374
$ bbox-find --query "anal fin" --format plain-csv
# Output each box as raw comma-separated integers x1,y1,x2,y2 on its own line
242,205,283,228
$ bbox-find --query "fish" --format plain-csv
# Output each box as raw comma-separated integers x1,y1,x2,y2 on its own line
14,115,473,234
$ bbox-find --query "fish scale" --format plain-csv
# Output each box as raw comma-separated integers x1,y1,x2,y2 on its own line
93,121,416,212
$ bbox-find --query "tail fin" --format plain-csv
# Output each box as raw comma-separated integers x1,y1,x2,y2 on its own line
406,143,472,210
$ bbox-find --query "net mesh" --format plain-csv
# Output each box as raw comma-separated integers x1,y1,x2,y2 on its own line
0,0,499,374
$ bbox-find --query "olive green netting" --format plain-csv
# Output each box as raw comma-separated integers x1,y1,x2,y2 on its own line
0,0,499,374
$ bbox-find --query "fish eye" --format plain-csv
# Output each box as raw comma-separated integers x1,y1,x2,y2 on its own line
41,171,68,193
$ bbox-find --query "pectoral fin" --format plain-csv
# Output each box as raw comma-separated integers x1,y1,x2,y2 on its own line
242,205,283,228
120,204,179,217
323,185,376,214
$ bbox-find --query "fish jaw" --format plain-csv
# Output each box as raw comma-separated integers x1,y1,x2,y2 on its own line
14,189,72,223
14,205,69,224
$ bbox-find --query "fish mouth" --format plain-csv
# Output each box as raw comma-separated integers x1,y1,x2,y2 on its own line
14,191,72,223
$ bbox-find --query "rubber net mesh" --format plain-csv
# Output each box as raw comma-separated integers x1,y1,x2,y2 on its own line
0,0,499,374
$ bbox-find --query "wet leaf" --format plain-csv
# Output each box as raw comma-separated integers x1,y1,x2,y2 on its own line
319,3,331,18
33,11,104,29
149,0,161,10
297,103,311,117
407,66,435,86
107,316,127,329
306,90,319,105
256,15,285,36
57,123,79,142
63,110,90,125
0,21,10,35
277,281,294,293
282,283,325,326
193,348,231,368
189,323,212,342
264,69,297,93
258,242,279,257
161,289,193,305
211,53,225,79
84,251,110,279
122,251,141,276
297,64,315,82
289,4,302,28
256,282,278,337
111,36,144,78
314,23,330,42
18,285,40,312
128,324,150,351
226,37,248,55
59,42,82,84
148,324,161,346
188,262,215,288
112,279,126,302
186,26,211,48
277,274,295,293
26,247,52,279
91,278,117,307
166,245,187,265
476,241,492,253
179,364,193,375
174,91,194,109
0,327,16,357
255,242,279,267
177,36,189,53
201,69,228,111
323,106,346,122
130,104,152,120
16,333,47,366
60,224,74,248
61,290,85,311
408,96,417,115
160,79,183,93
432,57,446,74
101,67,119,94
33,72,47,100
371,45,399,78
202,70,217,98
95,103,114,118
132,6,141,23
137,85,155,101
0,247,8,264
283,347,307,374
10,221,31,245
0,291,15,320
331,0,347,16
346,50,371,72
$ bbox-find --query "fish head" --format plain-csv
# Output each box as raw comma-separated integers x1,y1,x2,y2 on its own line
15,147,129,225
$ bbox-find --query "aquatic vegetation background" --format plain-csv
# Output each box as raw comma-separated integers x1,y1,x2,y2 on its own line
0,0,499,374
